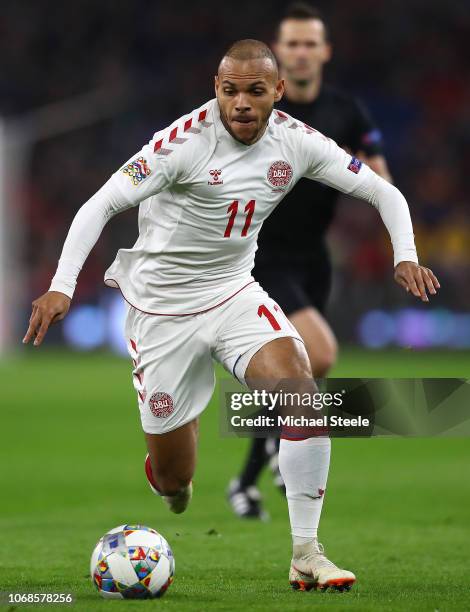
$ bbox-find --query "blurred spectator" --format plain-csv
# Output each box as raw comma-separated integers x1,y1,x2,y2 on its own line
1,0,468,341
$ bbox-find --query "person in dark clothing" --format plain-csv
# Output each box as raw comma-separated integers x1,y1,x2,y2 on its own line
228,3,392,519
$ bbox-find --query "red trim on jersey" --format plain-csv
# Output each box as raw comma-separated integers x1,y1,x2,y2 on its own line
130,338,137,351
153,108,208,153
303,122,317,132
281,426,329,440
104,278,256,316
276,111,288,118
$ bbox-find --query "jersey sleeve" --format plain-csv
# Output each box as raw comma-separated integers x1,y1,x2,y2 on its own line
347,98,384,156
48,177,135,298
302,131,418,267
110,125,187,205
48,121,191,299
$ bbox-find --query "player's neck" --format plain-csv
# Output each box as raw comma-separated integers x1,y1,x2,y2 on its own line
282,73,322,104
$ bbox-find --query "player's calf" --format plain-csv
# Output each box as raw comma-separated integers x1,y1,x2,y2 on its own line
143,421,198,514
144,453,192,514
243,338,353,592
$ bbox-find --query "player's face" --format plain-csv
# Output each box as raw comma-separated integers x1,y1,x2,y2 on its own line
215,58,284,145
275,19,331,84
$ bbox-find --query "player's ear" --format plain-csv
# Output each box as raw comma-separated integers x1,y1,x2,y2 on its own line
323,42,332,64
214,75,219,96
272,40,280,60
274,78,284,103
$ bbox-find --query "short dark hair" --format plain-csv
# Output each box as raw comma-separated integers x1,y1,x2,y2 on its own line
221,39,278,75
276,3,330,41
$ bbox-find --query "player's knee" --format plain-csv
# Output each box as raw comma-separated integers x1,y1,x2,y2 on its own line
311,348,337,378
310,337,338,378
280,341,313,380
245,337,314,392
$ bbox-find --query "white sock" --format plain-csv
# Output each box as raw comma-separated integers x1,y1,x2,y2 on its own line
279,437,331,546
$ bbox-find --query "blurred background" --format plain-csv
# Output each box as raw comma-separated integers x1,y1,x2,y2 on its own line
1,6,469,608
1,0,469,354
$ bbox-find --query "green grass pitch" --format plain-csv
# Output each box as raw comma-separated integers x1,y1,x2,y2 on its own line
1,347,469,611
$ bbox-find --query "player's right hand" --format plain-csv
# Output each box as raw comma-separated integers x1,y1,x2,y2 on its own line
22,291,71,347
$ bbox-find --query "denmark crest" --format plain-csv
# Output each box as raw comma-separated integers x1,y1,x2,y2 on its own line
267,160,293,188
149,392,174,418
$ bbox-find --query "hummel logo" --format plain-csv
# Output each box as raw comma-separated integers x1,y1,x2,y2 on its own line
208,169,223,185
312,488,325,500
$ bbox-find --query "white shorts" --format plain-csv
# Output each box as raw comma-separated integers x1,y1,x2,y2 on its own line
124,282,302,434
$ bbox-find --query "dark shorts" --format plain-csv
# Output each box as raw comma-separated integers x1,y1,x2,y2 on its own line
253,246,332,316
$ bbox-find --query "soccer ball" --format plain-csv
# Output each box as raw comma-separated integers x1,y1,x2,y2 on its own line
90,524,175,599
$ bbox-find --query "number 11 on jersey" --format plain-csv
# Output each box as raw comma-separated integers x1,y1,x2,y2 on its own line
224,200,256,238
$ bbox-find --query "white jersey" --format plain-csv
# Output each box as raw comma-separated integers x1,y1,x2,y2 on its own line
49,98,418,315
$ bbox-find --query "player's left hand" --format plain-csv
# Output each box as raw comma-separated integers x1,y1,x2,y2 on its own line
22,291,71,347
394,261,440,302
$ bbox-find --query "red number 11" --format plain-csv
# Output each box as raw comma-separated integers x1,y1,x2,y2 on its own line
224,200,256,238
